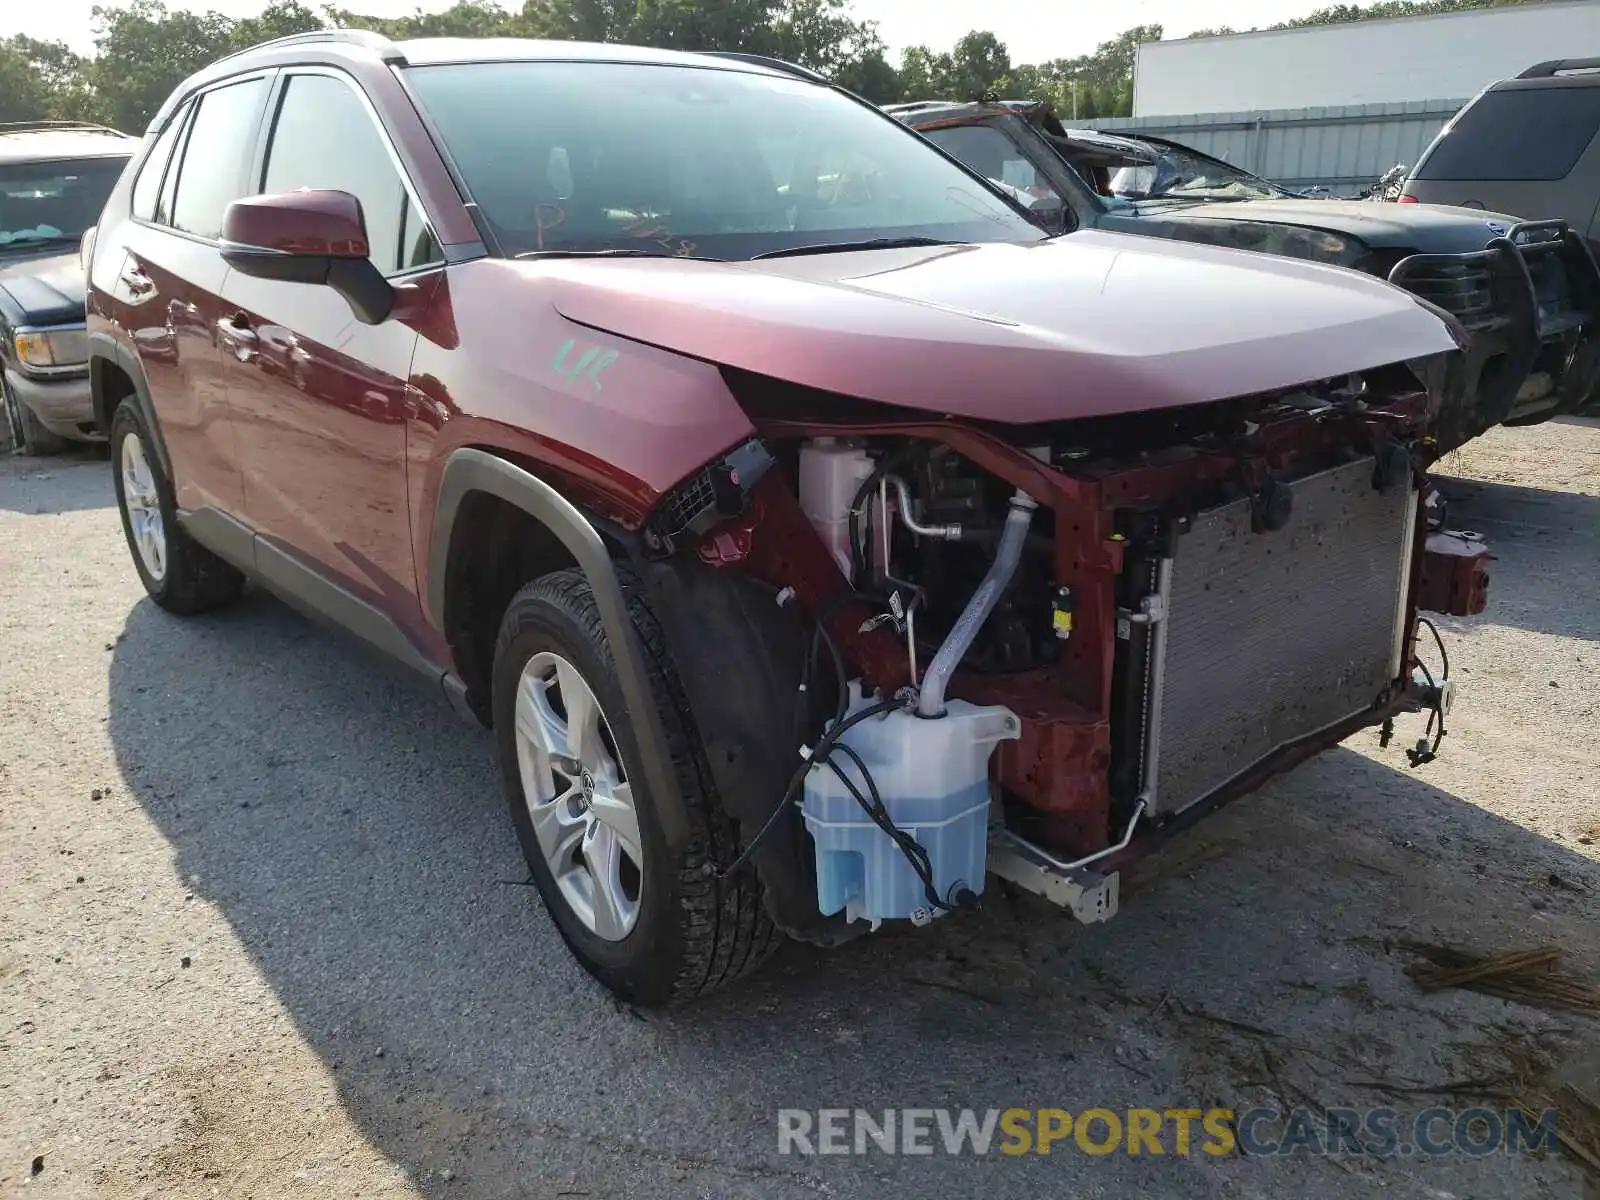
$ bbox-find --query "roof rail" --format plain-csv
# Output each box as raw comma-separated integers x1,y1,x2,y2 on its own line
701,51,829,84
0,120,130,137
1518,56,1600,79
212,26,406,68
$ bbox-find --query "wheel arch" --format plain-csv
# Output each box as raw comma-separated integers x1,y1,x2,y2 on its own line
88,333,172,481
428,447,688,850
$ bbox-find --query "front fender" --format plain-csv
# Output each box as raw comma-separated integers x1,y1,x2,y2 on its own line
427,447,687,850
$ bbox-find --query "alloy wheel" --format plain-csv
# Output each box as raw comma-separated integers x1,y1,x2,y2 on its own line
120,432,167,582
513,651,643,941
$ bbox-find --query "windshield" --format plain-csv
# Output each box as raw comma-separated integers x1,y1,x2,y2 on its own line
405,61,1043,259
920,124,1068,224
0,157,127,249
1110,143,1287,202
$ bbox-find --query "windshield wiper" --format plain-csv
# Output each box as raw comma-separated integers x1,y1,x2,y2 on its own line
514,248,723,261
1139,193,1255,204
752,236,958,260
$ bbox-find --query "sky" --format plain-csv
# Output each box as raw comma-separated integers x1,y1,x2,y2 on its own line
15,0,1352,61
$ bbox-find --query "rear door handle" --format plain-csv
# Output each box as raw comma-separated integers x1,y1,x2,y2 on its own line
217,314,258,363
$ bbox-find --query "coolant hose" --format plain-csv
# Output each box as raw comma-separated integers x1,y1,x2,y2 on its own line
917,489,1037,717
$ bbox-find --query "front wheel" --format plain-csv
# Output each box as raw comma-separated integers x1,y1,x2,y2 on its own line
491,569,779,1006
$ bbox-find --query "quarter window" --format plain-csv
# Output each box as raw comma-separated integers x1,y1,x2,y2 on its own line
169,78,268,238
262,73,439,275
131,104,188,222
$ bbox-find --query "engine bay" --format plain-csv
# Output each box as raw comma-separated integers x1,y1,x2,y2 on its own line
651,370,1484,935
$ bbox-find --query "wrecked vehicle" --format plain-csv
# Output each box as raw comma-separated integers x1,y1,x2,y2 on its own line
889,99,1600,441
90,35,1489,1006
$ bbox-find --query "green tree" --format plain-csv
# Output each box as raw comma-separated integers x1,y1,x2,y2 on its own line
0,40,58,123
946,30,1008,99
516,0,636,42
628,0,777,52
0,36,105,123
229,0,326,49
89,0,234,132
895,45,945,100
333,1,517,39
835,50,898,102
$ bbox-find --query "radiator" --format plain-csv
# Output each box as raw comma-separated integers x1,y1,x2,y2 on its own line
1143,457,1417,818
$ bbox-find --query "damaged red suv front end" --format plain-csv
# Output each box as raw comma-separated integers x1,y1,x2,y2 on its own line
553,232,1489,933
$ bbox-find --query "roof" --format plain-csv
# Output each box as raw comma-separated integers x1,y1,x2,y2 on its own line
0,123,135,167
396,38,793,75
206,29,796,76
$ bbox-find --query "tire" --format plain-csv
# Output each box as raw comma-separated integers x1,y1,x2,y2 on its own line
110,399,245,614
492,569,780,1006
3,374,69,456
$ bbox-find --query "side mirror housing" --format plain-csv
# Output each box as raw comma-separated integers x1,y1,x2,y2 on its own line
221,189,393,324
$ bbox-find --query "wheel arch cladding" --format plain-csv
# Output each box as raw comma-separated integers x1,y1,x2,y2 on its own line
88,333,172,481
429,448,688,850
638,557,862,946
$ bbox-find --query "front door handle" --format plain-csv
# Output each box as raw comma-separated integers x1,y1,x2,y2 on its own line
216,314,258,363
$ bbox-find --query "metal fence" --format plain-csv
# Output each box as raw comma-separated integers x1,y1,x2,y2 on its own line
1084,99,1468,195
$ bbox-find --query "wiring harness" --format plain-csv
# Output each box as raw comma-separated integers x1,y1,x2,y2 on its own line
707,589,966,917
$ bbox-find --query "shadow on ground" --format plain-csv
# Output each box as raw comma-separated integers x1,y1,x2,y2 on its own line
1431,475,1600,644
0,448,112,515
103,575,1600,1197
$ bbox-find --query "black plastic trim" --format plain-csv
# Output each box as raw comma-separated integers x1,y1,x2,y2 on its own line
180,506,445,681
428,448,686,849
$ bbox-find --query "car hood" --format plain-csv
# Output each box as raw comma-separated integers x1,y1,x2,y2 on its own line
0,250,85,327
1127,198,1526,255
535,229,1458,423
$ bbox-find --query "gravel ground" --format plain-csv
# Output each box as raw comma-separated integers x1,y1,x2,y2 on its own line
2,421,1597,1199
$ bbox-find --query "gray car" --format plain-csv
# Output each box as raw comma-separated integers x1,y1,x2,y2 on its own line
1,122,134,454
1403,58,1600,256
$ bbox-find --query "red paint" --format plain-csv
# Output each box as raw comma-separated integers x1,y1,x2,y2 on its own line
1417,531,1493,616
221,190,371,258
82,37,1472,865
543,233,1459,424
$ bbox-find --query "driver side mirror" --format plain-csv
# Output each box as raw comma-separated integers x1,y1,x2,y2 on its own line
220,189,393,325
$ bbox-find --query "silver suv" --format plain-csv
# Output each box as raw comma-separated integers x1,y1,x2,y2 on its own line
1404,58,1600,257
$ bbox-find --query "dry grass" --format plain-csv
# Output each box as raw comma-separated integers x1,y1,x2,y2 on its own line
1454,1027,1600,1180
1407,944,1600,1016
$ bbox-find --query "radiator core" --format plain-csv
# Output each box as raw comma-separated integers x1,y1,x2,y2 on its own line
1145,457,1417,817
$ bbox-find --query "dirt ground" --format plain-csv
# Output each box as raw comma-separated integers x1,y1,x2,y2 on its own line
1,420,1597,1199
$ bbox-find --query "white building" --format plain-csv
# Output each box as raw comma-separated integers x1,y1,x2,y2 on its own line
1133,0,1600,117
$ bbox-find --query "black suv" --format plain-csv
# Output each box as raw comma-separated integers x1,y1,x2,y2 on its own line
1404,58,1600,257
1,121,134,454
891,99,1600,441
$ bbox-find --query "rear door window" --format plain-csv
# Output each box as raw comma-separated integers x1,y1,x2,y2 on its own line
169,78,269,238
1416,86,1600,182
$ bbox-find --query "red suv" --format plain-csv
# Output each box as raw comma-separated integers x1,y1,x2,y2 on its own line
87,31,1487,1006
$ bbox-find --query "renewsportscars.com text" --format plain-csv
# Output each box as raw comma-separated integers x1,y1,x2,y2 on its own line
776,1106,1559,1158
